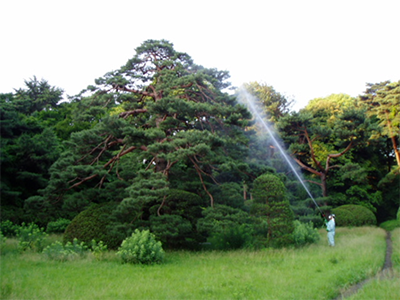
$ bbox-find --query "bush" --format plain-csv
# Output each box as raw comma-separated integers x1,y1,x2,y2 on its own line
379,220,400,231
117,229,164,264
64,202,121,249
17,223,48,252
0,220,18,237
292,221,320,247
208,224,252,250
332,204,377,227
150,214,194,249
46,218,71,234
43,238,88,261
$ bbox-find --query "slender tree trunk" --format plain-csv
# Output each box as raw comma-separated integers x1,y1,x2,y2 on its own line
385,113,400,167
390,135,400,167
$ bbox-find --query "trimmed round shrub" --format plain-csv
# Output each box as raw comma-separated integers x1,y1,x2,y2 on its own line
117,229,164,264
379,220,400,231
332,204,377,227
63,202,121,249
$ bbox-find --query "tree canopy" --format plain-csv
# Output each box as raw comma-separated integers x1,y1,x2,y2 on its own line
1,40,399,247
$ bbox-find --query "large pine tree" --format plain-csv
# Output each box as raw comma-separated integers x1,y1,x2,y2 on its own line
35,40,252,221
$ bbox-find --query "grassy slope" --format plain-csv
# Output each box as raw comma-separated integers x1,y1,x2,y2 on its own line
0,227,388,300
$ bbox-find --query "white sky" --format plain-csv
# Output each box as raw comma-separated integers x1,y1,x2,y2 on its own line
1,0,399,110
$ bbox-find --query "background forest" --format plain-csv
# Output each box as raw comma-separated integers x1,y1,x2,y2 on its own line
1,40,399,250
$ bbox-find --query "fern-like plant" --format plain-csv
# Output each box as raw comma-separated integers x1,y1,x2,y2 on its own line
43,238,88,261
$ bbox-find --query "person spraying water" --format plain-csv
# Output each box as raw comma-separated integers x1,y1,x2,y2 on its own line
325,214,336,246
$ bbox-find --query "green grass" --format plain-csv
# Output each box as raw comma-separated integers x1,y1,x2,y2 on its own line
0,227,388,300
347,227,400,300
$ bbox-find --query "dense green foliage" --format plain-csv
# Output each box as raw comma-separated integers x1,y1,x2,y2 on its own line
0,220,18,237
332,204,377,226
117,229,165,264
252,173,295,247
197,204,255,249
46,218,71,234
379,219,400,231
1,39,399,250
16,223,48,252
292,220,320,246
63,202,121,249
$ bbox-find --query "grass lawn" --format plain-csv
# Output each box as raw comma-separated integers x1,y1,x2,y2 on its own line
346,227,400,300
0,227,390,300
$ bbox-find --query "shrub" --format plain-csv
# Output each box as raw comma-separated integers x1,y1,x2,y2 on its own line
397,207,400,220
0,220,18,237
208,224,252,250
64,202,121,249
332,204,377,227
43,238,88,261
148,189,207,249
379,220,400,231
150,214,194,249
46,218,71,234
17,223,48,252
292,220,320,247
117,229,164,264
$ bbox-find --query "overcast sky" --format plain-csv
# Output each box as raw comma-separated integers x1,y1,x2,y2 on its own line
1,0,399,110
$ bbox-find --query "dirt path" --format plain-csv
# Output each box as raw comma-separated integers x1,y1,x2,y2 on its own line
333,231,393,300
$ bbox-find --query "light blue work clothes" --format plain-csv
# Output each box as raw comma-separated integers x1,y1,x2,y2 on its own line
326,219,335,246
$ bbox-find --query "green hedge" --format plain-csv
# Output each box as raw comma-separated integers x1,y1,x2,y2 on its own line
332,204,377,227
379,220,400,231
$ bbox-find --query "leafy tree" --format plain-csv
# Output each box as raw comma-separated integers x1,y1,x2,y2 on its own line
359,80,400,167
277,97,374,199
239,82,293,122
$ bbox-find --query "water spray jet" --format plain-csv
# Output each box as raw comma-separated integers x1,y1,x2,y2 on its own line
238,87,323,215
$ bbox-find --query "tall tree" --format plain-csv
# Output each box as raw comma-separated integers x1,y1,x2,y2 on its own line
0,82,63,223
277,96,374,199
240,82,293,122
37,40,251,221
13,76,63,114
251,173,294,247
359,80,400,167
